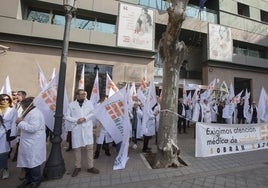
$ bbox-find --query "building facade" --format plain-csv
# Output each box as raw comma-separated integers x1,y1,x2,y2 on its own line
0,0,267,101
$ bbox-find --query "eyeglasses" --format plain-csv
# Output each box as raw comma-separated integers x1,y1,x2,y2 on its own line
1,98,9,101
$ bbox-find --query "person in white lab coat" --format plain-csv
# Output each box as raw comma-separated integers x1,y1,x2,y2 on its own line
65,89,99,177
0,93,17,180
16,97,46,188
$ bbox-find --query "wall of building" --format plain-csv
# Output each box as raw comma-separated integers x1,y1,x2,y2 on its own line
203,65,268,102
0,41,153,100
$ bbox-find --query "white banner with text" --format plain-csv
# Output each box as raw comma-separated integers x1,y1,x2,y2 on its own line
195,122,268,157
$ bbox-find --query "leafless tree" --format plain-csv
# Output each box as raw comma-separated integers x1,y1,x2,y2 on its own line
153,0,189,168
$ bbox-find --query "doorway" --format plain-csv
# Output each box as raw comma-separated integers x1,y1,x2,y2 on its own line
234,77,251,98
75,63,113,100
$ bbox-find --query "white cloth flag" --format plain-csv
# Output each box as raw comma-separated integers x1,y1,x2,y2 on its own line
244,89,251,123
94,88,126,144
137,77,148,106
106,73,119,97
113,86,131,170
228,83,235,102
50,68,56,81
33,74,69,131
0,75,12,96
37,63,48,91
78,64,85,89
90,71,100,108
147,80,157,110
258,87,268,122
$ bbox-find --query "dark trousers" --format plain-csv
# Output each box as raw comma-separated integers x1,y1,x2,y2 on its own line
251,117,258,123
0,152,8,169
237,118,245,124
24,165,41,183
132,128,137,144
142,136,152,151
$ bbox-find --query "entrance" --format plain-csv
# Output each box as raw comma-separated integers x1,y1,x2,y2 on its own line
75,63,113,100
234,77,251,98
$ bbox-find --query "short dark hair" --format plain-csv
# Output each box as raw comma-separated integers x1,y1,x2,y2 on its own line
17,90,27,98
21,97,34,109
75,89,85,96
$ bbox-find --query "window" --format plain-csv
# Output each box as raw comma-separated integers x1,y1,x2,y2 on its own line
233,43,266,59
261,10,268,23
237,3,249,17
139,0,169,11
27,10,50,23
26,8,116,34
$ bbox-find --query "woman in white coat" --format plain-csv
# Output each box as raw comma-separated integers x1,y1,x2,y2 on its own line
16,97,46,188
65,89,99,177
0,94,17,179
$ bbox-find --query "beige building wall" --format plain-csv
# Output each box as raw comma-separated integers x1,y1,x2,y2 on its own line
0,42,153,100
203,66,268,102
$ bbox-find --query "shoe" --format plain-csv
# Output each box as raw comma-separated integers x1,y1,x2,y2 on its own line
2,169,9,179
105,151,111,156
66,148,72,152
132,144,137,149
29,182,41,188
87,167,99,174
16,180,30,188
71,168,81,177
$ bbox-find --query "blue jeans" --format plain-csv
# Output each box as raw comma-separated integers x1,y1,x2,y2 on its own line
0,152,8,169
24,165,41,183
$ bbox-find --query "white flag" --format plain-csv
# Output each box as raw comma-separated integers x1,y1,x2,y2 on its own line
232,90,244,104
243,89,251,123
37,63,48,91
137,76,148,105
90,71,100,107
258,87,268,122
33,74,69,131
106,73,118,97
78,64,85,89
228,83,234,102
94,88,125,144
0,75,12,96
113,86,131,170
50,68,56,81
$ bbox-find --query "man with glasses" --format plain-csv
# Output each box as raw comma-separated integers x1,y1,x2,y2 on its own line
65,89,99,177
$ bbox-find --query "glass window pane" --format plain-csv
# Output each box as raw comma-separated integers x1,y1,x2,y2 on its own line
53,15,65,26
27,10,50,23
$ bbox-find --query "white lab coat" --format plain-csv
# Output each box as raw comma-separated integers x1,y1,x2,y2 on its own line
65,100,94,148
0,125,10,154
192,102,204,122
203,103,212,123
142,109,156,137
2,107,17,137
2,107,18,147
136,107,143,139
17,108,46,168
96,126,113,144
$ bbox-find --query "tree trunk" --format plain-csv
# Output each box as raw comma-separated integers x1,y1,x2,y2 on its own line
153,0,189,168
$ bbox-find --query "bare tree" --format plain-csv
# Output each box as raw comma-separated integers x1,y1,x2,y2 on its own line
153,0,189,168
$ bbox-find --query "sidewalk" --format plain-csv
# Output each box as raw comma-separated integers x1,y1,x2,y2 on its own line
2,126,268,188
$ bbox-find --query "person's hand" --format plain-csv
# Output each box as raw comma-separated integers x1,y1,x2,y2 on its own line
16,117,24,125
77,118,86,124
